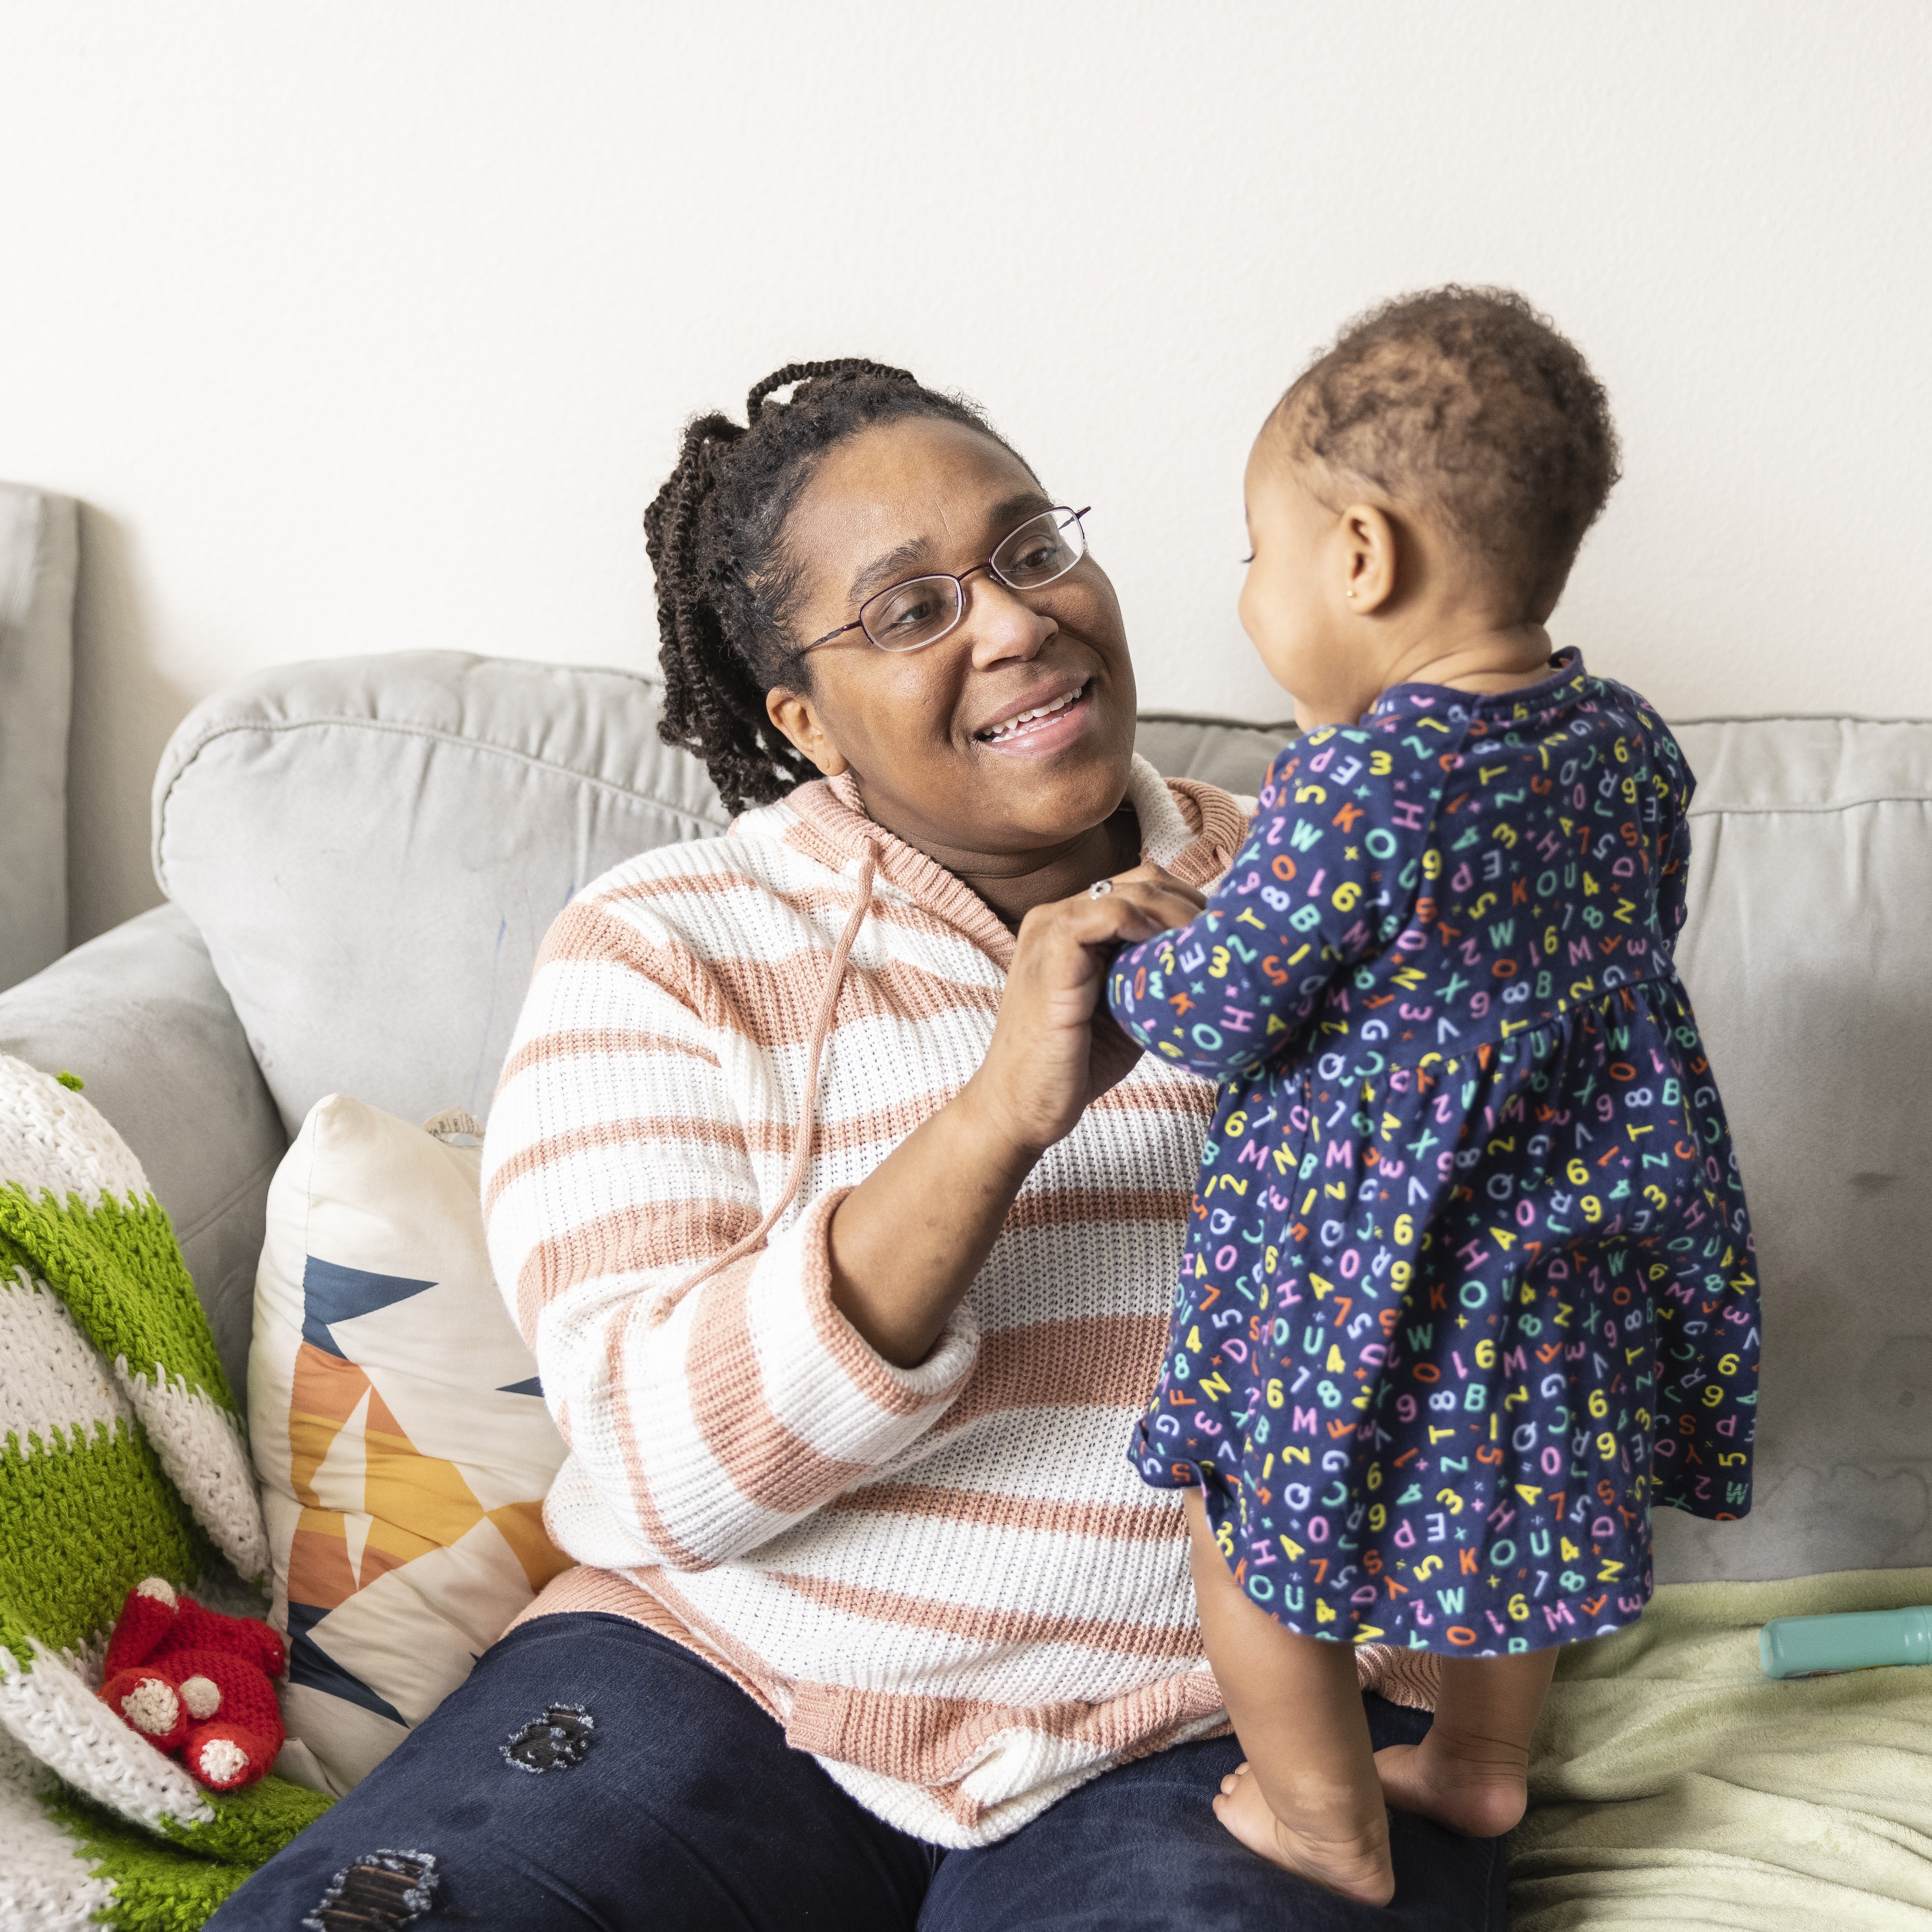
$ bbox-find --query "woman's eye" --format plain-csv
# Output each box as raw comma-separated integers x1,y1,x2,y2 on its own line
875,586,947,633
1240,551,1255,565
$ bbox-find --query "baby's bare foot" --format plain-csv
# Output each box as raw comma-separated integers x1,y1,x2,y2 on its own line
1375,1734,1527,1839
1213,1762,1396,1906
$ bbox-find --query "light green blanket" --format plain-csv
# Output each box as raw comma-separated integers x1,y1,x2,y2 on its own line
1512,1566,1932,1929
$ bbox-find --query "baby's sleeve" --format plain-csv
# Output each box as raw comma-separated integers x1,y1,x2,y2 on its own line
1108,726,1425,1082
1646,710,1697,942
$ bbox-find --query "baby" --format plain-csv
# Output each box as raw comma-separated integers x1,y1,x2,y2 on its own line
1107,287,1758,1903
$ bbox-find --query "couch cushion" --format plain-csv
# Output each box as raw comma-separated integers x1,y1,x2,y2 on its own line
0,903,286,1404
1653,717,1932,1584
1098,708,1932,1582
1131,710,1293,799
153,653,730,1137
1112,708,1932,1583
0,485,77,992
152,666,1287,1137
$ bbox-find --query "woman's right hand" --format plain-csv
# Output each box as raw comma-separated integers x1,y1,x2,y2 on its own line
962,863,1208,1160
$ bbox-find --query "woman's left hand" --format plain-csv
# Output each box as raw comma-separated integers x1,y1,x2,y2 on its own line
967,862,1208,1160
824,861,1203,1368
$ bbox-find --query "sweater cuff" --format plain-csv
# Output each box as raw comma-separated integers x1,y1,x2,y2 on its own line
786,1187,980,1417
694,1188,977,1492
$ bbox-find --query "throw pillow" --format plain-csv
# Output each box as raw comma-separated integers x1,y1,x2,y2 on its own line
250,1096,573,1794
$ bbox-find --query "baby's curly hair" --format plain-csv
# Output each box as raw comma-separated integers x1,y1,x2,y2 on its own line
1275,286,1620,616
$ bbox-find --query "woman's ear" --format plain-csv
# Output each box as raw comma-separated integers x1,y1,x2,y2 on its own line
1339,503,1399,614
766,686,850,778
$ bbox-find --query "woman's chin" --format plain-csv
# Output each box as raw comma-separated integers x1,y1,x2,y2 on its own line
967,745,1135,846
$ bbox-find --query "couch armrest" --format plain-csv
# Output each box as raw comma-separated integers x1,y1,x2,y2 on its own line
0,902,286,1399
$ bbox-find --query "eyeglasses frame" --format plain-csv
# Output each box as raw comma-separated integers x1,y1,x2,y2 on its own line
799,505,1093,656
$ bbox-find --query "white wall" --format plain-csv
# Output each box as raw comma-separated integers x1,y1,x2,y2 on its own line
4,1,1928,945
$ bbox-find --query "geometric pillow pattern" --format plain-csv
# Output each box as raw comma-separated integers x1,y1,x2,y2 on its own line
250,1097,573,1794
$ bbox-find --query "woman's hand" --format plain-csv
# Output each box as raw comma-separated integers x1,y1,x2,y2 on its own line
825,863,1204,1368
961,862,1208,1160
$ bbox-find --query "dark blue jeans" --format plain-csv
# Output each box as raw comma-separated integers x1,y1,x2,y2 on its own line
212,1614,1505,1931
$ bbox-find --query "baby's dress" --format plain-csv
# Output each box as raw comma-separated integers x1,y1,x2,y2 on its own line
1108,651,1758,1656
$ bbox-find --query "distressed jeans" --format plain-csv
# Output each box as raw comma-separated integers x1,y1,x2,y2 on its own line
210,1614,1507,1932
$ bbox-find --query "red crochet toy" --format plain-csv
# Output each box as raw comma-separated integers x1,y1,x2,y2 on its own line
97,1577,287,1791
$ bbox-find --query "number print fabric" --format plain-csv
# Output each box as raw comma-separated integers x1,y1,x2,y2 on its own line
1107,651,1758,1656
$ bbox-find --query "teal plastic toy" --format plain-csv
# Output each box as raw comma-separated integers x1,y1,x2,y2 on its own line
1760,1606,1932,1678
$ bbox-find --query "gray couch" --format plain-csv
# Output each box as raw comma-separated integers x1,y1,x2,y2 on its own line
0,483,78,993
4,652,1930,1600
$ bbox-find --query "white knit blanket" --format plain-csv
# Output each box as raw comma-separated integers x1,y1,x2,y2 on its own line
0,1052,326,1929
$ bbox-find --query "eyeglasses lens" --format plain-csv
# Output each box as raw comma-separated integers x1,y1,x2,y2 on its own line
857,509,1086,651
992,509,1084,587
862,577,962,652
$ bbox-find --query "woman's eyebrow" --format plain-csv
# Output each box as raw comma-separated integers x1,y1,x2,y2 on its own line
847,537,931,607
844,492,1055,607
987,489,1052,529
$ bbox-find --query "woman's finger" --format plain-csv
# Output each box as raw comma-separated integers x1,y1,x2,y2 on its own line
1064,880,1205,943
1086,863,1205,913
1086,862,1205,903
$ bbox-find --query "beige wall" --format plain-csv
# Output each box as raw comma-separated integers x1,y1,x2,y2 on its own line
4,1,1928,945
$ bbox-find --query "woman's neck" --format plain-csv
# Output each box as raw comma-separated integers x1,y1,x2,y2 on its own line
902,809,1140,931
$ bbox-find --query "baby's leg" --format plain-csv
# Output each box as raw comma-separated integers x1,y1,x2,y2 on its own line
1374,1649,1558,1838
1182,1490,1392,1905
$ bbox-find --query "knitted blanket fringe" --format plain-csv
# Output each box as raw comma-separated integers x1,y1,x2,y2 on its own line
0,1053,330,1930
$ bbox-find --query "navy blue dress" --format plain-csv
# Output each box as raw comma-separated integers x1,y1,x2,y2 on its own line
1107,652,1758,1656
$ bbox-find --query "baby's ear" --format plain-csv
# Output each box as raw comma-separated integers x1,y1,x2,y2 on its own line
1338,503,1400,615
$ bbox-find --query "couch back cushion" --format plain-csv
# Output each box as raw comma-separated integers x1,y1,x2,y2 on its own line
1655,718,1932,1583
157,654,1932,1583
1125,711,1932,1584
153,653,731,1137
0,485,77,992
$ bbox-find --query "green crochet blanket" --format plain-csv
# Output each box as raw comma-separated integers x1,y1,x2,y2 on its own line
0,1052,331,1928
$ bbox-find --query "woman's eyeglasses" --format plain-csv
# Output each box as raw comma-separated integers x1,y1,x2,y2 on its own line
802,506,1092,656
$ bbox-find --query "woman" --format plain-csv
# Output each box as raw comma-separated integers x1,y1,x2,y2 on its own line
215,362,1502,1931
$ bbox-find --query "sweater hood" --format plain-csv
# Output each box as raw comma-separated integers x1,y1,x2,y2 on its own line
733,756,1250,972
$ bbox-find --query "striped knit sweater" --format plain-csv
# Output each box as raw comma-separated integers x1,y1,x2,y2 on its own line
481,754,1435,1846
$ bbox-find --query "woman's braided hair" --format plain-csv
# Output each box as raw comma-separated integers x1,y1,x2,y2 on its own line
646,358,1012,813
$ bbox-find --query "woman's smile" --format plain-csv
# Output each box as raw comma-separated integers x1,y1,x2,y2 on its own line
971,676,1098,754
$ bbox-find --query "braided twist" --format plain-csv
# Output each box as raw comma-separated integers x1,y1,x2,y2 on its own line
645,358,1009,812
745,359,916,420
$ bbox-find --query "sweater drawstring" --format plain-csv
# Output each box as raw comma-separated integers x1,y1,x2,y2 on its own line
652,843,879,1323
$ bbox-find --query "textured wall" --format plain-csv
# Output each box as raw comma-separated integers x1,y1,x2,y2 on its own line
2,1,1927,943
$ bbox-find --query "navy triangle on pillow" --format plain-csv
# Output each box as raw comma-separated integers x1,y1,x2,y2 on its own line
301,1256,436,1358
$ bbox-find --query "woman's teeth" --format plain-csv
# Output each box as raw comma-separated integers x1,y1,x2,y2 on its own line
980,685,1084,743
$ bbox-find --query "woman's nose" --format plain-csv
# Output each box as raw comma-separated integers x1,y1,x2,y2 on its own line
964,575,1056,669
